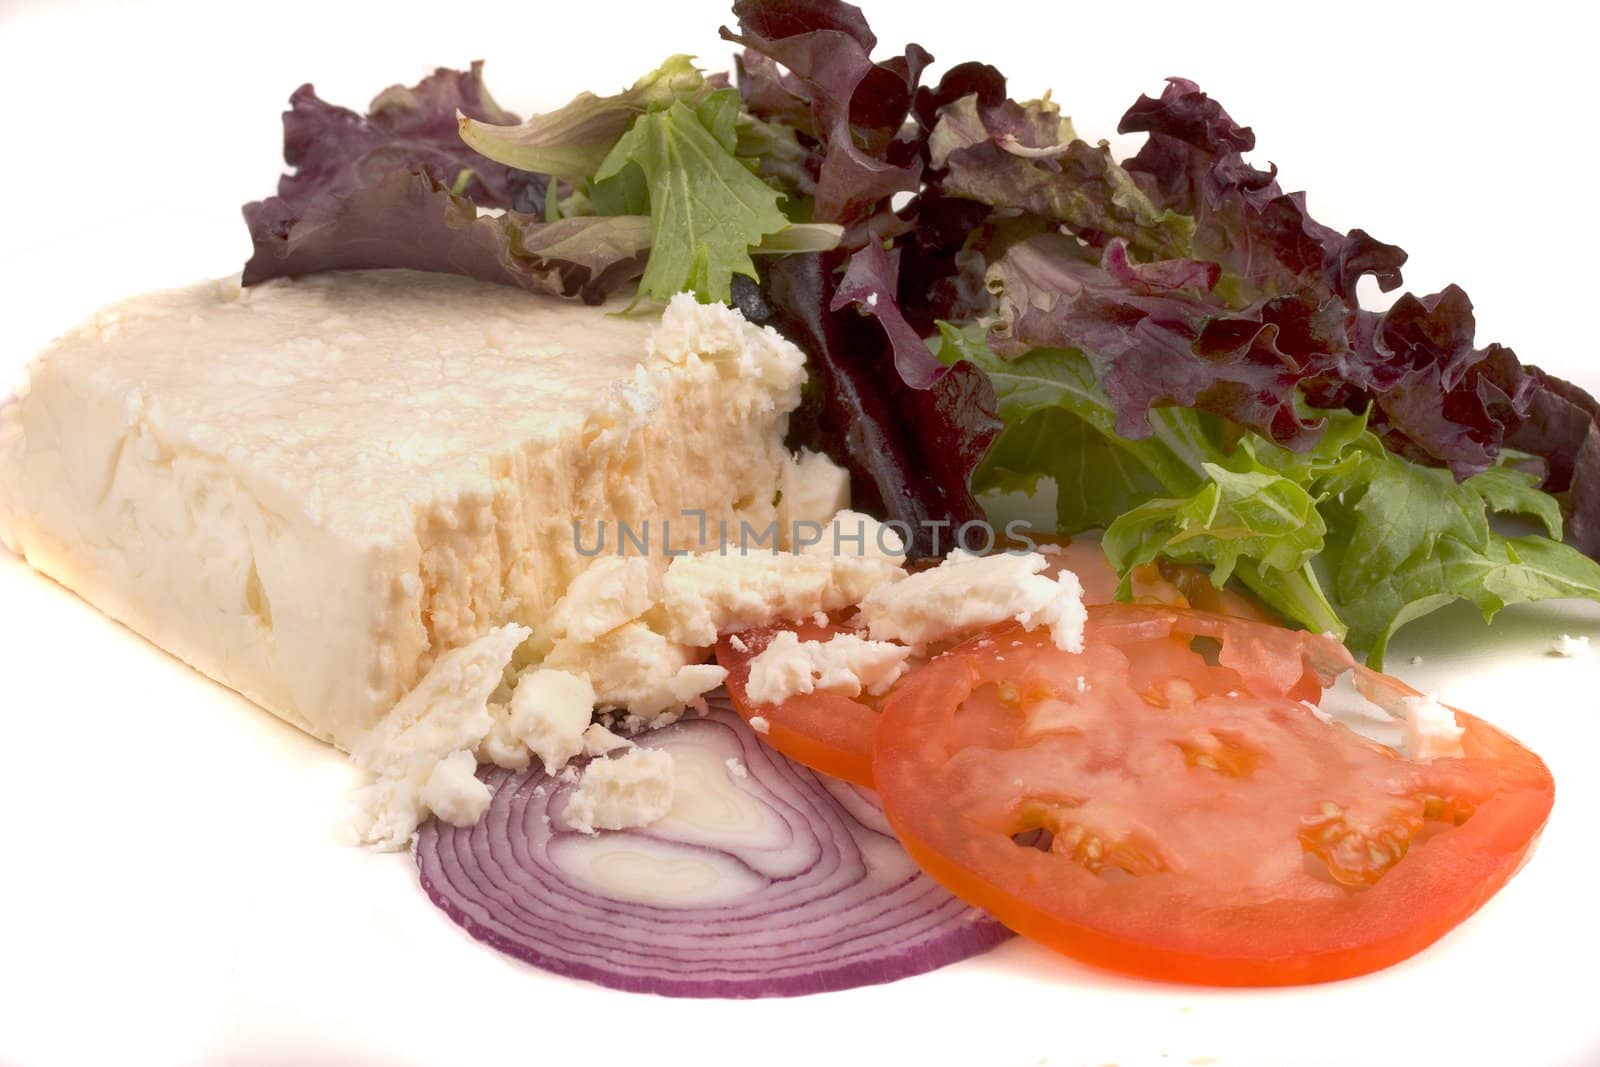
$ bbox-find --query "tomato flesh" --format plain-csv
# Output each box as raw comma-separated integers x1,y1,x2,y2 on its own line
717,538,1227,787
872,604,1555,986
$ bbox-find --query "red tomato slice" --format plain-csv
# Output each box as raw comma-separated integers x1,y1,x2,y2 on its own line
872,604,1555,986
716,617,880,787
717,540,1271,788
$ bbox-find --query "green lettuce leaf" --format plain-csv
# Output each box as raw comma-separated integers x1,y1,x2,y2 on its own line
1333,534,1600,668
596,95,792,302
948,327,1600,661
459,55,710,182
1102,462,1326,589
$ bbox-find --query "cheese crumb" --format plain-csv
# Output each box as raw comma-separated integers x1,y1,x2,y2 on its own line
418,750,491,827
858,550,1086,652
545,622,726,720
749,715,771,735
349,623,529,849
1399,692,1465,761
547,556,658,643
1552,633,1591,658
479,668,596,773
659,509,906,647
744,630,912,705
777,449,851,547
728,634,750,654
582,722,632,756
648,292,807,401
563,747,675,834
725,756,749,779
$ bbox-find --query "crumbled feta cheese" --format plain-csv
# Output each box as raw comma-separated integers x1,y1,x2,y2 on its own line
544,621,726,721
547,556,658,644
857,550,1086,652
582,722,632,757
517,502,904,730
749,715,771,735
563,747,676,834
418,750,491,827
744,630,912,705
478,668,597,773
349,623,529,849
1552,633,1591,658
659,509,906,647
777,449,851,548
1400,692,1465,761
728,633,750,654
725,757,749,779
648,293,807,401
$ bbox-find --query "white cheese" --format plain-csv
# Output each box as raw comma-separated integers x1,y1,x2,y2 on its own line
777,449,851,548
563,747,676,835
418,750,491,827
521,507,903,728
744,629,912,705
544,621,727,719
749,716,771,735
857,549,1086,652
348,623,528,849
1399,692,1465,761
725,756,748,779
648,292,806,398
659,510,906,647
545,556,659,645
1552,633,1591,658
582,722,633,756
478,667,596,773
0,274,824,749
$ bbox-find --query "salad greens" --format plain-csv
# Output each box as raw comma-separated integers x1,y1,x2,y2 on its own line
238,0,1600,661
595,95,791,302
242,64,652,302
945,328,1600,665
457,55,712,184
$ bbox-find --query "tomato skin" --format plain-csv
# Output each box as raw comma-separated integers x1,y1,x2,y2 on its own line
716,619,879,787
872,607,1555,986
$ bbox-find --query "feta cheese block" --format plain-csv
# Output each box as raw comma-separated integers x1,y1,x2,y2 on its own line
0,270,825,749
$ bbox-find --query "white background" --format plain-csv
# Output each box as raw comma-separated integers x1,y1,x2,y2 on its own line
1,1,1598,1065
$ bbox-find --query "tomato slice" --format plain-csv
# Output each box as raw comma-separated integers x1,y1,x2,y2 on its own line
716,617,880,787
872,604,1555,986
717,539,1271,789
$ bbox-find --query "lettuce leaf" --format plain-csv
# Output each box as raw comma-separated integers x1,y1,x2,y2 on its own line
459,56,711,183
947,329,1600,662
596,95,791,301
722,0,926,230
242,64,650,301
929,93,1193,261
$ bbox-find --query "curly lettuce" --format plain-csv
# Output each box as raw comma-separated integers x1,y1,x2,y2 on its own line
945,328,1600,664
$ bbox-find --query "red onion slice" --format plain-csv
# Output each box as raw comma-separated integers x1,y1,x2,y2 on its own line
415,694,1010,998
